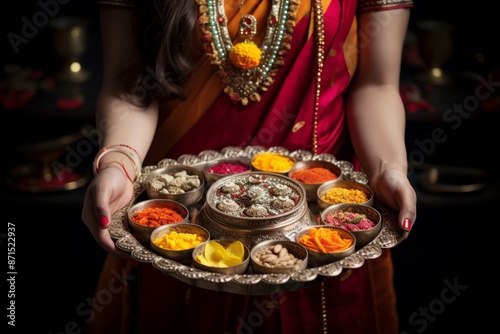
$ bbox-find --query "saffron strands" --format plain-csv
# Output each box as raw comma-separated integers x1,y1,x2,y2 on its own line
298,227,353,253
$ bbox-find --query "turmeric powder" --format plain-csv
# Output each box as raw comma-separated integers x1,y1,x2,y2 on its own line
153,231,206,250
251,152,295,172
321,187,369,204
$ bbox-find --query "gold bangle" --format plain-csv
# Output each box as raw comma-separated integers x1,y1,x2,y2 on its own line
93,145,142,181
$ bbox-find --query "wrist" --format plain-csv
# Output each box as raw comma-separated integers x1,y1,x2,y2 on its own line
364,160,408,181
98,158,135,183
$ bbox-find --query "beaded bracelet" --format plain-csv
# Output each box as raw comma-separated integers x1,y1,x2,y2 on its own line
93,144,142,181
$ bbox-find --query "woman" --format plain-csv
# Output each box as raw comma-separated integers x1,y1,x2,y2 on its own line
82,0,417,333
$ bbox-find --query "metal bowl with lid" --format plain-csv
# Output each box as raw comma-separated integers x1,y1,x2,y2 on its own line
199,171,315,247
203,171,307,229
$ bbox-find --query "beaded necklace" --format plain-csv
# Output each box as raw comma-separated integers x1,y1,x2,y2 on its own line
197,0,324,154
197,0,299,105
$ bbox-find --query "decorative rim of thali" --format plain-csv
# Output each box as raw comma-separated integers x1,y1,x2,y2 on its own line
109,146,403,295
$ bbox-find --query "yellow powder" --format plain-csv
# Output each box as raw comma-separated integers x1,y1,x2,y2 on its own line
321,187,369,204
153,231,206,250
251,152,295,172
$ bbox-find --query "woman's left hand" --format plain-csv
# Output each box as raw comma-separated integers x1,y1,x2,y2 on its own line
369,168,417,241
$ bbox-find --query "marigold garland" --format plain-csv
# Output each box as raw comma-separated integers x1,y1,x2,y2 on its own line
229,42,262,70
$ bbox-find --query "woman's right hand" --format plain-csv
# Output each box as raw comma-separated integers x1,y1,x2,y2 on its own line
82,166,135,258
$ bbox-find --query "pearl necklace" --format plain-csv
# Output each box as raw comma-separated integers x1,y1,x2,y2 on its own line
197,0,299,105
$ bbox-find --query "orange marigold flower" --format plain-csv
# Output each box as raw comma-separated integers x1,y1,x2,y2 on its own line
229,42,262,70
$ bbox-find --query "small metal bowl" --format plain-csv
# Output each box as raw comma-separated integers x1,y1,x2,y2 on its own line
127,199,189,242
317,179,374,211
192,239,250,275
288,160,343,202
144,164,205,207
251,152,296,175
200,157,252,187
150,223,210,264
250,240,308,274
296,225,356,266
320,203,382,247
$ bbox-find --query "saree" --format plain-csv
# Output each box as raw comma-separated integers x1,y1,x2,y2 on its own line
88,0,408,333
143,0,357,165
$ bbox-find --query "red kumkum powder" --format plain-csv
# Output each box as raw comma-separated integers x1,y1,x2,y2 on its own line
207,162,249,175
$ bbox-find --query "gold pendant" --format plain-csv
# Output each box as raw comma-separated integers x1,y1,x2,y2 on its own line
229,14,261,70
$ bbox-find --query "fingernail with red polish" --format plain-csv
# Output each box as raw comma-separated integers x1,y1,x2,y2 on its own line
99,216,109,228
402,218,412,232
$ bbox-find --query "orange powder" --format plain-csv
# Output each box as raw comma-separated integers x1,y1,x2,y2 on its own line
290,167,338,184
131,207,184,227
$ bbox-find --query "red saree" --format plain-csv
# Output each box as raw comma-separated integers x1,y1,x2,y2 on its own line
88,1,406,333
144,0,358,165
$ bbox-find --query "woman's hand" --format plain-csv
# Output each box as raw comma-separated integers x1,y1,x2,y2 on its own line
369,168,417,241
81,166,135,257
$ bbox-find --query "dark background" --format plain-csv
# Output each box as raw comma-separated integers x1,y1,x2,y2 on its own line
1,1,498,333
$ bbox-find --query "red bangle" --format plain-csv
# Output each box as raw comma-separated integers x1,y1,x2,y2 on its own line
97,160,134,184
117,160,134,184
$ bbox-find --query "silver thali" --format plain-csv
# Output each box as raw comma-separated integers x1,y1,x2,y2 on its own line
109,145,403,295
